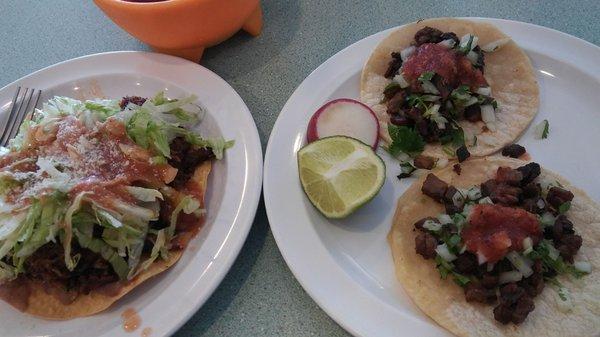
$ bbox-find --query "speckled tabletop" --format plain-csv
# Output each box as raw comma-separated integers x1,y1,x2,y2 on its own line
1,1,599,336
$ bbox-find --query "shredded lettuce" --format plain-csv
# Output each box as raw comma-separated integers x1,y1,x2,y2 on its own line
167,195,202,239
62,192,89,270
125,186,164,202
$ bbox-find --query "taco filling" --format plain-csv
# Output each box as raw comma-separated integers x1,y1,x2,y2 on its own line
414,163,590,324
0,93,232,313
382,26,509,160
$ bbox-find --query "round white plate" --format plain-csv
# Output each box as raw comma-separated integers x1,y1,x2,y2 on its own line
264,18,600,337
0,52,263,337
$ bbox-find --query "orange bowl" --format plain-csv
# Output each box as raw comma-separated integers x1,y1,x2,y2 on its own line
94,0,263,62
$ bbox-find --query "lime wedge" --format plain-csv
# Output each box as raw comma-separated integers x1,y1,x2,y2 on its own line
297,136,385,218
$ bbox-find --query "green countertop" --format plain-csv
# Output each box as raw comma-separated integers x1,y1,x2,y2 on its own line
1,1,598,336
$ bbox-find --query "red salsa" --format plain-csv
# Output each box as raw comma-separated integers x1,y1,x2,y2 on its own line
402,43,487,89
463,204,541,263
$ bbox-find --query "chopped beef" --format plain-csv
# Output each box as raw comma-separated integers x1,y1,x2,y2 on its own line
413,155,436,169
386,91,406,115
421,174,448,201
501,144,526,158
481,179,522,205
414,26,444,45
546,187,574,209
552,215,575,239
454,252,478,274
439,32,459,44
415,232,438,259
383,83,402,101
453,163,461,175
456,145,470,162
556,234,583,263
499,282,525,305
443,185,464,214
24,242,118,300
522,183,541,198
519,272,545,297
516,163,541,185
496,167,523,186
384,52,403,78
522,198,544,213
463,105,482,122
413,217,438,231
390,113,412,126
119,96,147,109
481,273,499,289
464,282,497,304
168,137,215,188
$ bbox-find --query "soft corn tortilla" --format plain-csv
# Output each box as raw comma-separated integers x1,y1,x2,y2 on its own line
388,157,600,337
361,18,539,159
10,161,212,319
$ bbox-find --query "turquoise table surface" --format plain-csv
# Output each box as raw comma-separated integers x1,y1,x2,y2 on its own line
1,1,598,336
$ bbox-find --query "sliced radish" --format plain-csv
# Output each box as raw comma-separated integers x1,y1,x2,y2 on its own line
306,99,379,149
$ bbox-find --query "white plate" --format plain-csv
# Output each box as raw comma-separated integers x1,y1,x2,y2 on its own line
264,18,600,337
0,52,263,337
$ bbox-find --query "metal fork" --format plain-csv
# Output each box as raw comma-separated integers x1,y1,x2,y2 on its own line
0,87,42,147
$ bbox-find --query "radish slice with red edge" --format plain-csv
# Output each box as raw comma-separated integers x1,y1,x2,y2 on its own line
306,98,380,149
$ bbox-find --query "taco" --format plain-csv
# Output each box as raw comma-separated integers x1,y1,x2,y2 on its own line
0,93,232,319
388,157,599,336
361,18,539,163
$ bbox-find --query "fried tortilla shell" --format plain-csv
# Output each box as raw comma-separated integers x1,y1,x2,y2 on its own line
6,161,212,319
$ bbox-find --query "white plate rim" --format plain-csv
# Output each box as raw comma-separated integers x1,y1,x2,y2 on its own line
264,18,600,337
0,51,263,337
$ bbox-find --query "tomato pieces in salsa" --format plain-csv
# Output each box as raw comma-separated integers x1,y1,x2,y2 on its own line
402,43,487,89
463,204,541,263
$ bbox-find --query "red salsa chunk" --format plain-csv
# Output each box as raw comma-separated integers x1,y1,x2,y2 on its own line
402,43,487,89
463,204,541,263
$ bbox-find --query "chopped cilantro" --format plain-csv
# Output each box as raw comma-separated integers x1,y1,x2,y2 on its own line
387,124,425,157
458,35,475,54
558,201,571,214
406,94,427,109
435,255,453,279
447,234,461,249
452,271,471,287
418,71,435,82
534,119,550,140
532,240,587,279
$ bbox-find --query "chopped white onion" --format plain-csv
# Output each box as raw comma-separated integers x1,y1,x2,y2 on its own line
467,187,482,200
393,73,410,88
452,190,465,208
536,199,546,209
462,203,474,219
437,157,449,168
421,94,441,102
481,38,511,53
459,245,467,254
466,50,479,64
485,122,497,132
400,46,416,61
477,251,487,265
464,96,479,107
487,263,495,272
476,86,492,96
499,270,523,284
540,212,556,227
423,219,442,231
478,197,493,204
436,243,457,262
437,214,453,225
421,80,440,94
481,105,496,123
574,261,592,273
522,237,533,255
546,242,560,261
438,39,456,48
459,34,479,50
506,251,534,277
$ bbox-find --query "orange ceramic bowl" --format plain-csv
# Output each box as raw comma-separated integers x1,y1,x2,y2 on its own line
94,0,263,62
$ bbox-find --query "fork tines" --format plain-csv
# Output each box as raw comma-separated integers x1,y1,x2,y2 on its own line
1,87,42,147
